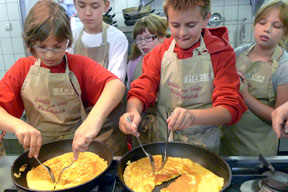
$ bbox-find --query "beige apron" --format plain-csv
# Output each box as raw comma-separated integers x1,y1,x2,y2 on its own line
74,22,128,155
157,37,220,153
220,45,282,156
21,56,87,144
74,22,110,68
131,58,158,147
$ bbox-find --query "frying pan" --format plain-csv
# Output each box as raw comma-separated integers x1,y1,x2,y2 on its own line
11,139,113,192
118,142,231,192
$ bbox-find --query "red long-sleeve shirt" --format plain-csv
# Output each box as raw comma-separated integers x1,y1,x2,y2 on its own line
0,53,118,118
128,27,247,125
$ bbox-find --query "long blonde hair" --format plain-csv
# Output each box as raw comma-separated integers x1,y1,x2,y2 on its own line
130,14,168,60
23,0,73,56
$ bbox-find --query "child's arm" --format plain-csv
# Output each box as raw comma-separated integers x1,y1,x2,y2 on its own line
72,79,125,160
167,106,231,130
241,82,288,123
0,107,42,158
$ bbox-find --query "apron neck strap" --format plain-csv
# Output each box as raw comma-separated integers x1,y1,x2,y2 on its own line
193,36,208,55
168,39,176,52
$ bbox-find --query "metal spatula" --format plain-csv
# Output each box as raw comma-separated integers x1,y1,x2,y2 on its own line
35,157,56,188
126,116,155,174
54,160,75,189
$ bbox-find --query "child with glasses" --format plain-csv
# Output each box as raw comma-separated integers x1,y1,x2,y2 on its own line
220,0,288,156
126,14,168,147
67,0,129,155
119,0,247,153
0,1,125,159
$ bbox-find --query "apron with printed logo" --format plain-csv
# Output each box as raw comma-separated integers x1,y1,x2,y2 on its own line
21,56,87,144
74,22,127,155
157,37,220,153
220,45,282,156
131,57,158,147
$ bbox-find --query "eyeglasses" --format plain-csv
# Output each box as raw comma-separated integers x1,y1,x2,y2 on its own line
134,35,157,44
33,41,68,53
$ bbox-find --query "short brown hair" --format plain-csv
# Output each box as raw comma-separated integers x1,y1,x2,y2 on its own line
254,0,288,47
22,0,73,56
130,14,168,60
163,0,211,19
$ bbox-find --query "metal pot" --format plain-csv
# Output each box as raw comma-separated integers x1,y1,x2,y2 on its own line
122,6,152,20
11,139,113,192
118,142,231,192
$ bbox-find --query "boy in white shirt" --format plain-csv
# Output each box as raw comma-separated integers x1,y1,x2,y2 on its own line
68,0,128,82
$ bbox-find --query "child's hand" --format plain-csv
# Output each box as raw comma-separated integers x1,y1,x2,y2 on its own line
72,119,102,160
14,125,42,158
237,72,246,82
238,72,250,98
119,112,141,136
272,102,288,138
167,107,195,130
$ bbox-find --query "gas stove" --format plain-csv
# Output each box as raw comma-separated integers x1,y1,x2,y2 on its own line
223,156,288,192
5,156,288,192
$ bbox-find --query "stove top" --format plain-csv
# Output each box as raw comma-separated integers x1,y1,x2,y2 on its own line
223,156,288,192
5,156,288,192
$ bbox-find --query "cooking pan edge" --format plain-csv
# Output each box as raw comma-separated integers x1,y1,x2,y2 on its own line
118,141,231,192
11,139,113,192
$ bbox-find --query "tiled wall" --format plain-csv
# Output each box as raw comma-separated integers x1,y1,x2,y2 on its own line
0,0,25,79
0,0,255,80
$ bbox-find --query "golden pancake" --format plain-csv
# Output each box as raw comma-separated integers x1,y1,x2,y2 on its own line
124,155,224,192
26,152,107,190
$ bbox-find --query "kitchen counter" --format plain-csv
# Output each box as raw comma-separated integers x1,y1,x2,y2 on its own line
0,155,18,192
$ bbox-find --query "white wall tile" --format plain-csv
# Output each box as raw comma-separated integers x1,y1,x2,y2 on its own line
238,4,252,20
127,0,138,8
3,54,15,70
6,0,18,3
0,70,6,79
7,3,20,20
0,0,5,4
239,0,250,5
10,20,22,37
0,22,11,38
212,0,224,7
14,53,25,61
12,37,24,54
226,24,239,43
1,38,13,54
224,0,239,6
241,23,253,43
224,5,238,21
0,55,4,70
113,0,128,12
0,4,8,21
